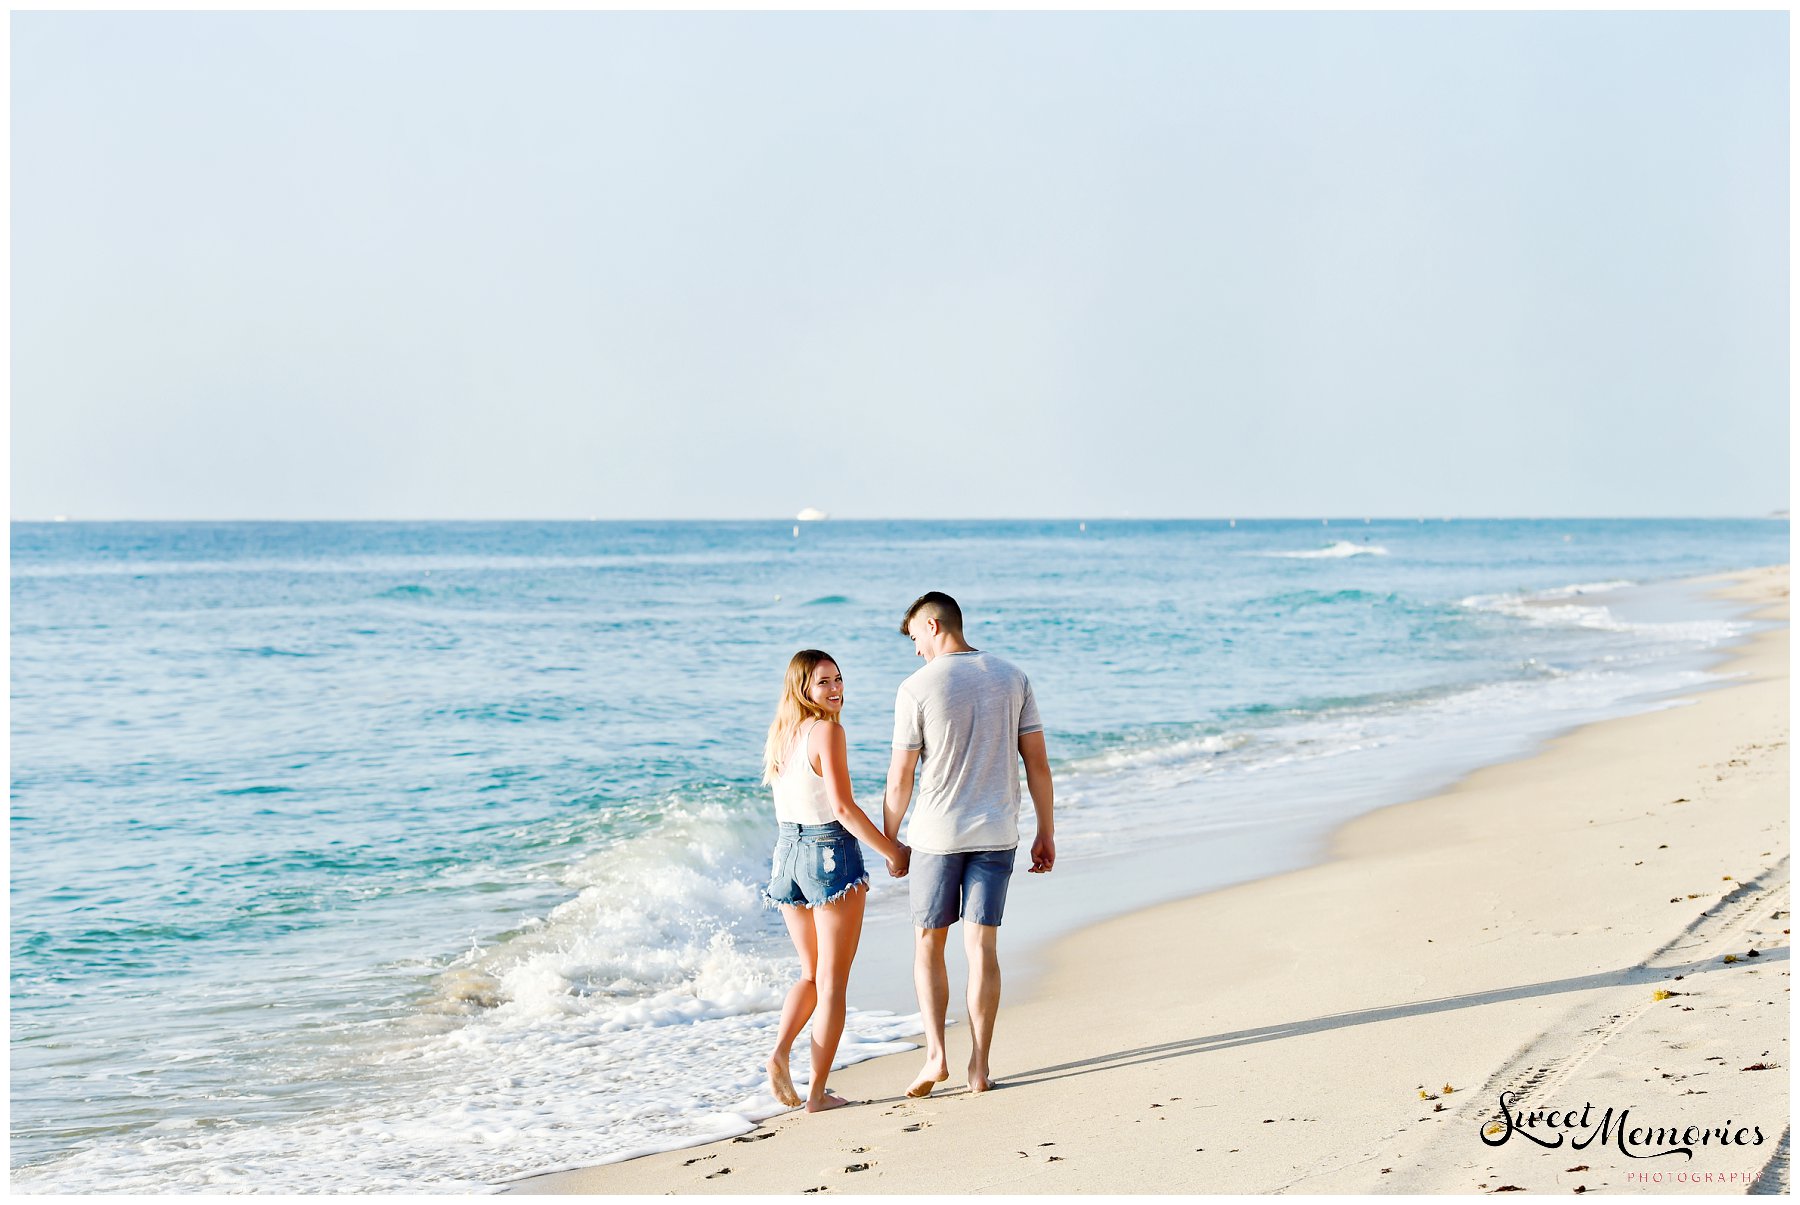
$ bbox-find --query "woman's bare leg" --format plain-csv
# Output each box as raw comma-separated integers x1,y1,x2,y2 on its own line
805,883,867,1112
767,904,817,1107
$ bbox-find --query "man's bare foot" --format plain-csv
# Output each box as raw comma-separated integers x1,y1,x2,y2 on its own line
767,1056,802,1108
906,1058,950,1098
968,1065,994,1093
805,1090,852,1113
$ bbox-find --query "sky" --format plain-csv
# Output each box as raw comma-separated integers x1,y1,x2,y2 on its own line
11,10,1790,520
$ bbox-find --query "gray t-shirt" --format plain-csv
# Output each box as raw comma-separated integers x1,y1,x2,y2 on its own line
891,651,1044,854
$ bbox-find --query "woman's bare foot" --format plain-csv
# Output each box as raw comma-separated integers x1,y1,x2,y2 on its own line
906,1056,950,1098
805,1089,852,1112
767,1055,802,1107
967,1064,995,1093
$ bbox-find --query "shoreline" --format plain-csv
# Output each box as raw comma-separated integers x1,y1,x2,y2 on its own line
505,564,1789,1195
839,569,1775,1027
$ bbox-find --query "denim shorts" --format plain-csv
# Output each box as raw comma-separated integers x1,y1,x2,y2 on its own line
909,847,1017,928
763,821,869,909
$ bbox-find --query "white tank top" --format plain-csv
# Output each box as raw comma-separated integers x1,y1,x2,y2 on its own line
772,719,837,825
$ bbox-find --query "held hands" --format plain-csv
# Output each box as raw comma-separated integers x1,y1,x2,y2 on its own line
1029,831,1055,874
884,842,911,879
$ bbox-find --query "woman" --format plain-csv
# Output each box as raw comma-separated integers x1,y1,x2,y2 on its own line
761,649,907,1112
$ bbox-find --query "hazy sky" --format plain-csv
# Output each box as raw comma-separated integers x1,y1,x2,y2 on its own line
12,11,1789,519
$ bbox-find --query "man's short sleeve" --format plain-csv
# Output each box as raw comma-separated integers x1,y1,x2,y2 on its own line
893,684,924,750
1018,676,1044,736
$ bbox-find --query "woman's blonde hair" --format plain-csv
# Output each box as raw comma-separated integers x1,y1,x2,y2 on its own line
763,649,841,785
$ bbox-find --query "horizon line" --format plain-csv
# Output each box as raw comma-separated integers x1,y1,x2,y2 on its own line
9,513,1790,524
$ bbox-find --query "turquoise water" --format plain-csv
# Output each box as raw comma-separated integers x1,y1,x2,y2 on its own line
10,518,1786,1191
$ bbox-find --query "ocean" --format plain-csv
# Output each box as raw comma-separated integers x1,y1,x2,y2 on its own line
9,518,1786,1192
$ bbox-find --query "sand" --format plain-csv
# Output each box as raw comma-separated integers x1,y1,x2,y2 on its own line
504,565,1789,1196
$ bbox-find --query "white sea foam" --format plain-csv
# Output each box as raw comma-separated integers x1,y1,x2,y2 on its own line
11,794,922,1194
12,1002,922,1194
1039,570,1744,851
1459,581,1744,647
1061,731,1250,774
1457,579,1634,610
1260,541,1391,559
1048,658,1733,854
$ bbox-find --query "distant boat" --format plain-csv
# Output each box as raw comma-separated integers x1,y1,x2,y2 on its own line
795,507,828,522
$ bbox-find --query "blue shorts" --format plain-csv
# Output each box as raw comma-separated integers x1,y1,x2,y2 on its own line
909,847,1017,929
763,821,869,909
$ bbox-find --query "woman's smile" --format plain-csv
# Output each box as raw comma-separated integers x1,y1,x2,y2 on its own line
809,665,844,713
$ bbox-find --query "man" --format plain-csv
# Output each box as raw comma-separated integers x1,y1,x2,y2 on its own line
883,591,1055,1096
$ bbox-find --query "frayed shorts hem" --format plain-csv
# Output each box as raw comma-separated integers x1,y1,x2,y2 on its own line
761,874,869,910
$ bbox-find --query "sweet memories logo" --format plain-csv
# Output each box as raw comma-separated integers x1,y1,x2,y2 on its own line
1480,1091,1767,1160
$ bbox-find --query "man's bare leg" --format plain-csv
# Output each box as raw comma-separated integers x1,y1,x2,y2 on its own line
907,926,951,1097
964,922,1001,1092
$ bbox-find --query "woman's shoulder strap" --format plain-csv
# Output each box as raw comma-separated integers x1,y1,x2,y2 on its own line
789,716,819,762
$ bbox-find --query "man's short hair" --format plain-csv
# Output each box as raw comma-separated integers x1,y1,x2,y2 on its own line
900,591,964,637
